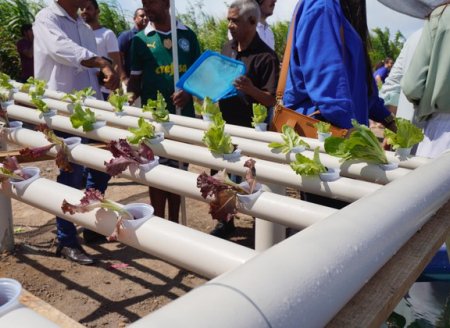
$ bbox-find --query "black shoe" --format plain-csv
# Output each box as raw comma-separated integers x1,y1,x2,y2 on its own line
210,220,236,238
56,246,94,265
83,229,106,244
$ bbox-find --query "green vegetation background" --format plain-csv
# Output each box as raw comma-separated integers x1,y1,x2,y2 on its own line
0,0,404,79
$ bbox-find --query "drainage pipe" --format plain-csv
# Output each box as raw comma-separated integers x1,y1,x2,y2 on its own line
4,127,337,230
13,91,428,171
0,177,256,279
129,151,450,328
6,104,381,202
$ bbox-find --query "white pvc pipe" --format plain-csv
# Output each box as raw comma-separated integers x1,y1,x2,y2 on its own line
129,151,450,328
13,90,428,171
0,131,14,252
0,306,59,327
6,105,381,202
0,177,255,279
255,183,287,252
5,127,336,230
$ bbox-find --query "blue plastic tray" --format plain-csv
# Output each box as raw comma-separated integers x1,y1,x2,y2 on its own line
176,50,246,102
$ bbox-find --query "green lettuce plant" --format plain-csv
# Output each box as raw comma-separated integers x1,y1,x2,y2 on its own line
108,88,129,113
142,91,170,123
268,124,310,154
251,103,267,127
325,119,388,164
128,117,156,145
384,117,424,150
290,147,326,176
202,113,235,154
314,121,331,133
62,87,96,104
70,103,97,132
194,96,221,118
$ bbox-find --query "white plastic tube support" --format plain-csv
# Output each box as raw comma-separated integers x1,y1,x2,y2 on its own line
254,183,287,252
0,177,256,279
129,151,450,328
5,127,336,230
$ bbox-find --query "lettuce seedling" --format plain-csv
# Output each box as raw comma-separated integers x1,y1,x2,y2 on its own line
290,147,326,176
197,159,257,223
61,188,133,241
194,96,221,117
325,119,388,164
108,88,129,113
202,113,235,155
19,124,72,172
104,138,155,176
70,103,97,132
268,124,310,154
0,156,29,182
142,91,170,123
251,103,267,127
314,121,331,133
384,117,424,150
0,72,14,91
128,117,156,145
62,87,96,104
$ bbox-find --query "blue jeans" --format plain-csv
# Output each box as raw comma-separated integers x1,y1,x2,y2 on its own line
55,132,111,247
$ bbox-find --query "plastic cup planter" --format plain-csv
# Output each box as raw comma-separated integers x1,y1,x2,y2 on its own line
319,167,341,182
0,278,22,317
236,182,263,208
1,121,23,132
396,147,412,159
63,137,82,150
137,156,160,172
222,148,242,162
254,123,267,132
92,120,107,129
202,114,213,123
145,132,164,144
40,108,57,118
290,146,307,154
121,203,154,229
8,167,41,192
317,131,332,142
379,162,399,171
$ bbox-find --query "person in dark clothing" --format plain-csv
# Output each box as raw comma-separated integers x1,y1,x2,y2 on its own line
219,0,279,128
211,0,279,238
16,24,34,83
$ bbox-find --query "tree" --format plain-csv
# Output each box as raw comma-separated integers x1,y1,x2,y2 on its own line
272,21,289,60
98,0,130,36
0,0,44,78
369,27,405,69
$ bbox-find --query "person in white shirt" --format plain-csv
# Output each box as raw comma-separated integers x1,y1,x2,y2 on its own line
255,0,277,50
33,0,119,265
227,0,277,50
81,0,125,100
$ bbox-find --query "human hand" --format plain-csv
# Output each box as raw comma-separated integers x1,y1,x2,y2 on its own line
172,90,191,109
233,75,255,95
101,64,120,91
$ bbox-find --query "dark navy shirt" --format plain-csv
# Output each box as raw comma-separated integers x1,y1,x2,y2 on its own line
118,27,139,77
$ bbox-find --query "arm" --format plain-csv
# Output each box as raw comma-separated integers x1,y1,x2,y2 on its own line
17,40,33,59
80,56,119,90
104,30,127,83
126,36,144,104
401,23,432,103
295,8,354,128
234,76,276,107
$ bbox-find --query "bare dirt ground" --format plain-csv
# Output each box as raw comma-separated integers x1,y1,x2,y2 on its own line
0,159,255,327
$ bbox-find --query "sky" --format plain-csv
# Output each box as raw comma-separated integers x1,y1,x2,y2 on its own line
119,0,424,38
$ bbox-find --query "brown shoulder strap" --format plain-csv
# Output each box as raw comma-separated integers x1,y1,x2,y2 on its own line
276,5,298,104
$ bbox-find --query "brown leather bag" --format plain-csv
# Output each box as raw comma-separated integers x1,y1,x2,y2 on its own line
271,13,348,138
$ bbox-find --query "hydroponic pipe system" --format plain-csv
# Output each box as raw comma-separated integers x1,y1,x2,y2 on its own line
128,150,450,328
12,90,429,171
5,104,381,202
3,126,337,230
13,92,417,184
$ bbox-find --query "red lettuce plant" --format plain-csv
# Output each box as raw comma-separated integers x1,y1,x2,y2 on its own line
61,188,133,241
19,124,72,172
0,156,30,182
196,159,257,222
104,139,155,176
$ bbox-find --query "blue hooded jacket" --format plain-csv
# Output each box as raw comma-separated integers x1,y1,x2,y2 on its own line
283,0,390,129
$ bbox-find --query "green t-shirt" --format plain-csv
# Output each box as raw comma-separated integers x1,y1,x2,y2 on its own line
130,26,200,117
